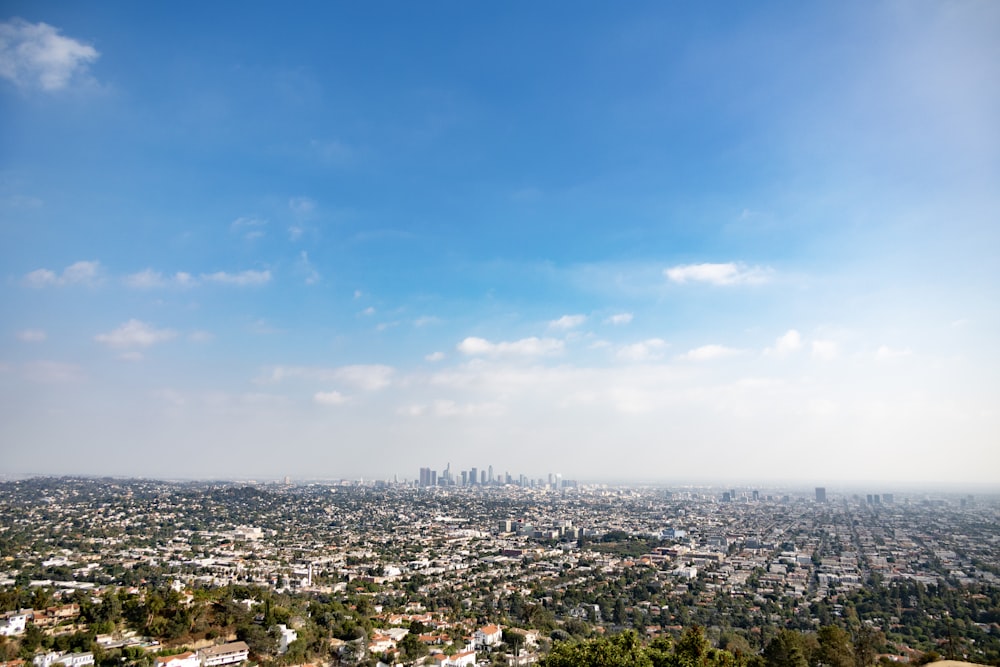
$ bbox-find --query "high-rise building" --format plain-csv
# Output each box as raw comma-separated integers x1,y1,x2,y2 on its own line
815,487,827,503
488,465,494,485
470,467,478,485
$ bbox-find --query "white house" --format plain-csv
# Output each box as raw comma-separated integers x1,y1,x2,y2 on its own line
473,624,502,649
445,650,477,667
33,652,94,667
429,651,476,667
199,642,249,667
0,613,28,637
275,625,297,654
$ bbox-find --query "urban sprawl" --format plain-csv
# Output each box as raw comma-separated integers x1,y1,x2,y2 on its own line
0,474,997,667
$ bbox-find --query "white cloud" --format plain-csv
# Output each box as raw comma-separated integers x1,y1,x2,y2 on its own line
123,269,165,288
875,345,912,361
402,399,506,418
289,196,316,215
604,312,633,325
549,314,586,330
331,365,394,391
188,331,214,343
95,319,176,349
664,262,772,286
22,268,57,287
616,338,668,362
22,360,82,383
231,216,267,241
266,364,394,391
765,329,802,357
811,340,839,361
0,19,99,91
314,391,349,406
414,316,441,327
361,306,376,316
298,251,320,285
123,269,198,289
425,351,445,362
678,344,743,362
201,269,271,286
23,260,101,287
17,329,46,342
175,272,196,287
457,336,564,358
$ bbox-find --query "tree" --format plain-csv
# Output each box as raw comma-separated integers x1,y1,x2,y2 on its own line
852,626,883,667
399,632,428,661
504,629,526,664
764,631,809,667
540,630,653,667
814,626,854,667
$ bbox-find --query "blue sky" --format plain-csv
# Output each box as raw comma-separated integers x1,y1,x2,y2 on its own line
2,2,998,485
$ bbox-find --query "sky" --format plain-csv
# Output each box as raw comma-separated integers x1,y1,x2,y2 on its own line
1,2,999,486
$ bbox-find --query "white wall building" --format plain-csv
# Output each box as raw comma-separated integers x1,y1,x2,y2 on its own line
199,642,250,666
33,652,94,667
154,652,200,667
276,624,298,654
473,624,502,649
0,612,28,637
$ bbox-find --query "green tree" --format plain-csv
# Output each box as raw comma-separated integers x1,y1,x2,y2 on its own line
814,626,854,667
852,626,883,667
399,632,428,661
764,631,809,667
540,630,653,667
504,629,526,663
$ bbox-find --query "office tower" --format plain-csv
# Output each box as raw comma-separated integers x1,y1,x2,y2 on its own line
488,465,494,485
470,467,478,485
815,487,827,503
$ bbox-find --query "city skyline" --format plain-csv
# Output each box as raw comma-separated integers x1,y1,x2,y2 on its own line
2,3,999,484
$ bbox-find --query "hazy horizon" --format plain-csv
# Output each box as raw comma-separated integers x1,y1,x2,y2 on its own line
2,3,999,485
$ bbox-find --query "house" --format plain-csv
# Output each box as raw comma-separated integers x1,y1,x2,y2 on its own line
0,613,28,637
428,651,476,667
473,624,502,649
199,642,250,666
154,652,200,667
367,632,396,654
276,625,298,654
32,652,93,667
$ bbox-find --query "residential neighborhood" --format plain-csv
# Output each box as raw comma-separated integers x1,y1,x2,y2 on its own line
0,476,997,666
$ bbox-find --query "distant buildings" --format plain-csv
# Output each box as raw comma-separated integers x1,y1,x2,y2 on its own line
815,487,827,503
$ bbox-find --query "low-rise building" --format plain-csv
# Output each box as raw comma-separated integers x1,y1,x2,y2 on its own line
199,642,250,667
154,652,200,667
